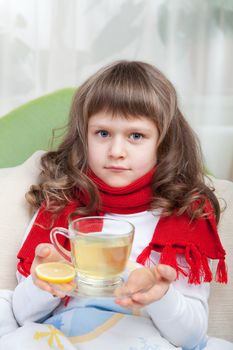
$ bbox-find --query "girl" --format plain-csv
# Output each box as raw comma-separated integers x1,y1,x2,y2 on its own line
12,60,227,350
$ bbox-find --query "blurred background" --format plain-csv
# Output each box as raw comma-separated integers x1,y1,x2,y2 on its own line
0,0,233,180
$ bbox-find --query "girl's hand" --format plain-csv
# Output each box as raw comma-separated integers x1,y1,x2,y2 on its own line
115,264,176,308
30,243,73,298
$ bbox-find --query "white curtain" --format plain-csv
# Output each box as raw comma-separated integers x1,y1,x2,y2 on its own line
0,0,233,180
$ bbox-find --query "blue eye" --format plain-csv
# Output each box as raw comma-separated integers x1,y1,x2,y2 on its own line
98,130,109,137
130,133,143,140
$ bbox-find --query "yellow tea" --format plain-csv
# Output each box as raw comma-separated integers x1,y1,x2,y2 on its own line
71,233,133,281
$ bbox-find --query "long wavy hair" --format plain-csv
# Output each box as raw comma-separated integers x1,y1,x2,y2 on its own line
26,60,220,222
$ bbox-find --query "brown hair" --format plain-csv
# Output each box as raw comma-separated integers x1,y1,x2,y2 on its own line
26,60,220,222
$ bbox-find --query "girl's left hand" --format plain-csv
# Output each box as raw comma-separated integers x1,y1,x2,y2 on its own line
114,264,176,308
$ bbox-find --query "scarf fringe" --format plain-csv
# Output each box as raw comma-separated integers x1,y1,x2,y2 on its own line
201,254,212,283
137,243,227,285
159,244,179,272
215,258,228,284
63,296,71,307
136,246,152,265
185,245,203,284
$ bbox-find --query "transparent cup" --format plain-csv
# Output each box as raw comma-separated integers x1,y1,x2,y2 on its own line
50,216,135,296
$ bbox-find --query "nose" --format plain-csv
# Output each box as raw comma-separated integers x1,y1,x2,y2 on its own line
108,137,127,159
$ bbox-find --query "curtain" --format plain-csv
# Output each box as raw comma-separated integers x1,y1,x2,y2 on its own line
0,0,233,180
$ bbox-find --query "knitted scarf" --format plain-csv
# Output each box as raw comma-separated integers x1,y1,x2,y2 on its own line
17,168,227,284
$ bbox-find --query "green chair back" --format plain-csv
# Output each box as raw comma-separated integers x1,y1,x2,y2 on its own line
0,88,75,168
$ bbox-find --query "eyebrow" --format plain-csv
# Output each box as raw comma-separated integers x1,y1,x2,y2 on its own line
88,123,153,133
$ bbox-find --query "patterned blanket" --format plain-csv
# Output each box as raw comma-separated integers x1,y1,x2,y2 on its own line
1,289,233,350
0,289,179,350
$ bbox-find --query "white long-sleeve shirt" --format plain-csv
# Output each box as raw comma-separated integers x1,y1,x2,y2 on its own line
12,210,210,349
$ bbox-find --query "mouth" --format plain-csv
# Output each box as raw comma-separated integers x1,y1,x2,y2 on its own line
105,166,129,172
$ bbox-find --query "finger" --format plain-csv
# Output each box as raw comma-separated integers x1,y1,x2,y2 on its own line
115,268,155,297
34,278,67,298
130,283,167,305
35,243,67,263
35,243,53,259
114,285,130,299
51,289,67,298
49,281,75,298
156,264,177,282
115,296,142,309
34,278,56,294
50,281,76,294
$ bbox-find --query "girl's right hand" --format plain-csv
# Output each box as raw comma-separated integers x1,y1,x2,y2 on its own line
30,243,72,298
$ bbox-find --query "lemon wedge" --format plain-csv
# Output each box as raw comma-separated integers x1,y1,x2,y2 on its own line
35,262,76,283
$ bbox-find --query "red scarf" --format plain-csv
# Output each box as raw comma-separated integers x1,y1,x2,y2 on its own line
17,168,227,284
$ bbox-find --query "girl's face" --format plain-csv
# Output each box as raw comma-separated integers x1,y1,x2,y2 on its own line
87,111,159,187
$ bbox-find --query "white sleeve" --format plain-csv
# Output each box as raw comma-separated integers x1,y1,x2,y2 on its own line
12,275,61,325
145,273,209,349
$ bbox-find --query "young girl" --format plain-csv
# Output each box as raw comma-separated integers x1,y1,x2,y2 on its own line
12,60,227,350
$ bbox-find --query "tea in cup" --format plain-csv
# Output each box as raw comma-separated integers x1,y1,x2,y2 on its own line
50,216,134,295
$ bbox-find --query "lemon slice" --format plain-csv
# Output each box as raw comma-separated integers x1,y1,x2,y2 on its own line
35,262,76,283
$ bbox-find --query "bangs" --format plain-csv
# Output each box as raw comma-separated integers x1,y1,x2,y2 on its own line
83,62,161,120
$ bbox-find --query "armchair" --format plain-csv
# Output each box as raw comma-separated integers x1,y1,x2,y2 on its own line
0,90,232,343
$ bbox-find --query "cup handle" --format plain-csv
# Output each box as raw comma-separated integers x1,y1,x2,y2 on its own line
50,227,72,263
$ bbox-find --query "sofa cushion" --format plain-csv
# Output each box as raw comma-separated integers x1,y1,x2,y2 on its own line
207,176,233,342
0,151,44,290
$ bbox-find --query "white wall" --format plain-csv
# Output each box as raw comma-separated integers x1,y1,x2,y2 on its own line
0,0,233,180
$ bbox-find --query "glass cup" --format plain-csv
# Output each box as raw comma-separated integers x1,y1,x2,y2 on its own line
50,216,135,296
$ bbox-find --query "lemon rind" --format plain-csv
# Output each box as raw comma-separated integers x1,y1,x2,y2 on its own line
36,263,75,284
